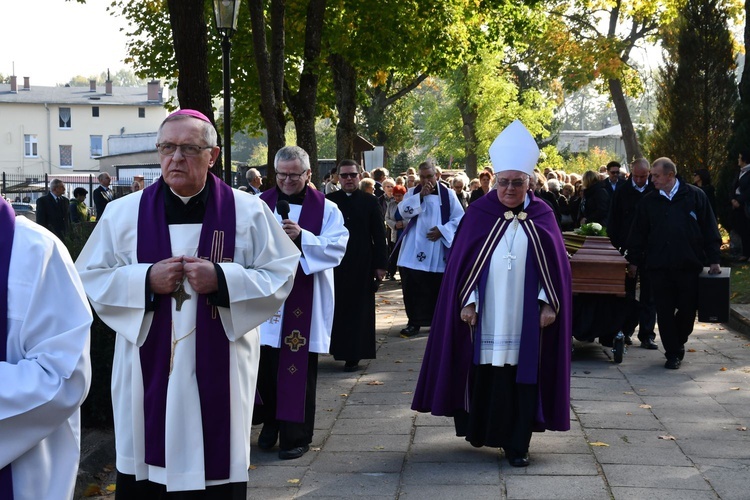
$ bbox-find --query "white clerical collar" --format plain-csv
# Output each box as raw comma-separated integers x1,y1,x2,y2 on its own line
658,179,679,200
632,179,648,193
741,165,750,177
170,185,206,204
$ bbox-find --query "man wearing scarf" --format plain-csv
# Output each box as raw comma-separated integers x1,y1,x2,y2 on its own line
0,197,92,499
412,120,572,468
256,146,348,460
76,110,300,496
395,161,464,338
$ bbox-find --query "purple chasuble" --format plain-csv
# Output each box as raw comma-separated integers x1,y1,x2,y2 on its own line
411,190,572,432
0,198,15,499
390,182,451,260
137,173,236,480
260,187,324,422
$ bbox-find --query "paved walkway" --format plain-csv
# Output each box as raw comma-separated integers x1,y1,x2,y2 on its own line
246,280,750,500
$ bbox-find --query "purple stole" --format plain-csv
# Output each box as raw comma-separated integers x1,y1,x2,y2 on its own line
259,188,324,422
0,199,15,499
137,173,236,480
390,182,451,260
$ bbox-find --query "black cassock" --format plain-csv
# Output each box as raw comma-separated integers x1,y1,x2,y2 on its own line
327,189,388,362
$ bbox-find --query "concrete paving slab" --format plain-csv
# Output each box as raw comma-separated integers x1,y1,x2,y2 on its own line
309,451,404,474
610,487,719,500
504,475,610,500
338,404,416,419
600,464,711,490
526,433,592,454
330,416,413,435
677,438,750,459
576,411,664,431
345,391,415,406
401,461,501,485
246,487,299,500
407,442,500,463
696,459,750,500
323,434,411,453
398,484,504,499
662,422,750,441
583,429,691,466
247,464,308,487
500,453,599,476
294,470,400,498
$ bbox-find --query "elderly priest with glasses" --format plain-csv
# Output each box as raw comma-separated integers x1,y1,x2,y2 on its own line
76,109,300,498
412,120,572,468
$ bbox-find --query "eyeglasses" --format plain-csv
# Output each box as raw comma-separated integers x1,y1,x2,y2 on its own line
497,179,527,188
276,171,307,181
339,172,359,179
156,143,213,157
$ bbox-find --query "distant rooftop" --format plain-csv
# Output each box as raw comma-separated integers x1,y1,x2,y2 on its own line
0,77,166,106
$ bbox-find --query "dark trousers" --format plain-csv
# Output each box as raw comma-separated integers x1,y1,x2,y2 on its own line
650,269,699,360
731,207,750,258
115,473,246,499
622,269,656,342
399,267,443,327
255,345,318,450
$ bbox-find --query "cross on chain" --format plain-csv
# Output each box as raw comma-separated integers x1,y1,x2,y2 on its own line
503,253,516,270
171,280,192,311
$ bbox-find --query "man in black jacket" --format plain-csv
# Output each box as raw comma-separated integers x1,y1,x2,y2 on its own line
608,158,657,349
626,157,721,369
36,178,69,239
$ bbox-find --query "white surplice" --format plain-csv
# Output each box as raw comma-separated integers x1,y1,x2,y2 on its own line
396,184,464,272
2,217,92,500
75,189,300,491
260,200,348,353
466,210,548,367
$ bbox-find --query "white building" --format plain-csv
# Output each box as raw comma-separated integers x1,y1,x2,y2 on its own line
0,76,167,177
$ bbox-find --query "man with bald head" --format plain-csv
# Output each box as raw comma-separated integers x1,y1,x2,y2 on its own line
607,158,657,349
626,157,721,369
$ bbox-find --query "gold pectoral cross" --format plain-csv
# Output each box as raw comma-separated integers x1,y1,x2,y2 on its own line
171,279,192,311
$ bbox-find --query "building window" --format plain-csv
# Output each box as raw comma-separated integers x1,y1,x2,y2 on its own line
60,145,73,168
24,135,38,157
138,107,146,118
90,135,103,157
59,107,72,128
92,106,100,117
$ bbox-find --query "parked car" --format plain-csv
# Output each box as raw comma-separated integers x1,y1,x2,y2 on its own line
11,202,36,222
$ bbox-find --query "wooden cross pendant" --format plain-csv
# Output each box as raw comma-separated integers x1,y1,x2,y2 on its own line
171,280,192,311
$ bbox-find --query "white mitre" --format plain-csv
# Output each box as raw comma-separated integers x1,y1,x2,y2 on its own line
489,119,540,176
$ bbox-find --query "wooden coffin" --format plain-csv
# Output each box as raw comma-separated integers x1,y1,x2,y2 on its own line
569,236,627,296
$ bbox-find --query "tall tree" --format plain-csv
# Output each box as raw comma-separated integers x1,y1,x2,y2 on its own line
648,0,738,182
540,0,682,163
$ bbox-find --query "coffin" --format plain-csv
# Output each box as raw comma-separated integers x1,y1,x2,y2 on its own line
565,234,627,296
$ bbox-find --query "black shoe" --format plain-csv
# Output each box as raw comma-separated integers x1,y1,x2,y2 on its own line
624,335,633,346
278,445,309,460
400,325,420,338
640,339,658,350
258,425,278,450
665,358,681,369
508,455,530,467
343,361,360,372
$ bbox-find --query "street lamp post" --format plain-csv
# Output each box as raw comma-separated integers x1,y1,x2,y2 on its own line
213,0,241,186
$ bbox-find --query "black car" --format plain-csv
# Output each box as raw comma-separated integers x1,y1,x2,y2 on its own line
11,202,36,222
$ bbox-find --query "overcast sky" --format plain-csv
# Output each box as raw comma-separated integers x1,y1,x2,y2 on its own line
2,0,131,86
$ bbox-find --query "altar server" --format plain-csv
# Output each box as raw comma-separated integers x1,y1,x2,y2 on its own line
1,197,92,499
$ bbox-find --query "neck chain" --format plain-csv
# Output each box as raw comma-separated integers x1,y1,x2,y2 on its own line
502,211,520,270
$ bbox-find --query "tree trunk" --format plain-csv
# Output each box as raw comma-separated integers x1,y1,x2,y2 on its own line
284,0,326,186
247,0,287,183
166,0,220,178
608,78,641,164
330,54,357,164
456,64,478,179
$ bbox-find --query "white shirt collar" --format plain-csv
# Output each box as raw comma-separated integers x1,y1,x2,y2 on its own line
659,179,680,200
632,179,648,193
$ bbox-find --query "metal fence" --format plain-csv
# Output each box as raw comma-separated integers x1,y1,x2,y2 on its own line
1,172,160,212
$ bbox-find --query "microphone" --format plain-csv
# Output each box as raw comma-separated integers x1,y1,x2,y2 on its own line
277,200,290,220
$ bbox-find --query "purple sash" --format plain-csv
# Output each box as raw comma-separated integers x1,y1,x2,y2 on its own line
0,198,15,499
137,173,235,480
260,188,324,422
390,182,451,260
